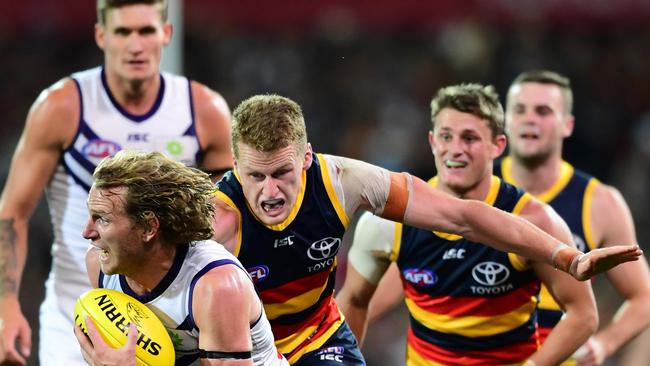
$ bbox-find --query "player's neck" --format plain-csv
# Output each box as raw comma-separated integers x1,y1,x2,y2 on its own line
105,72,161,115
438,172,494,202
509,154,563,196
124,245,176,296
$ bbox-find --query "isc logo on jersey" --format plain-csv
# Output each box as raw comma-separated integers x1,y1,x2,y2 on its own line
403,268,437,288
82,139,122,158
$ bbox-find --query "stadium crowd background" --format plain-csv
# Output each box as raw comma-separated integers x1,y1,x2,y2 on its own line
1,1,649,365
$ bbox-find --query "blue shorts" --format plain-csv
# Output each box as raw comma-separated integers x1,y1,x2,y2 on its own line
293,322,366,366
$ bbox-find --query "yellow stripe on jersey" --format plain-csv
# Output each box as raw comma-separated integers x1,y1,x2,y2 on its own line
508,192,533,271
317,154,350,228
278,311,345,363
501,158,574,204
582,178,600,251
538,285,562,311
406,344,446,366
214,190,243,257
405,296,537,337
390,222,403,262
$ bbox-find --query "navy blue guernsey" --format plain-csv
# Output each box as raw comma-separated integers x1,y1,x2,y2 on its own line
496,156,599,342
215,154,349,363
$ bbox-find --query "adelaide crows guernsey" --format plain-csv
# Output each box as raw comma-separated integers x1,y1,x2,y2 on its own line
215,154,349,364
100,241,287,366
40,66,201,364
496,157,598,342
394,177,541,366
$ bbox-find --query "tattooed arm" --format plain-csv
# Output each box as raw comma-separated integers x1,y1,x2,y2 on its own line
0,78,78,364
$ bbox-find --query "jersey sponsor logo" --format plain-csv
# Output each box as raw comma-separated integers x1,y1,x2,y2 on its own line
82,139,122,158
403,268,438,288
472,261,510,286
470,261,513,295
127,133,150,142
442,248,466,259
307,237,341,261
247,265,270,284
274,235,295,248
316,346,344,362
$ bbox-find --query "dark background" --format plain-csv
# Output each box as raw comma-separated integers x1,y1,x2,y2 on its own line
1,1,649,365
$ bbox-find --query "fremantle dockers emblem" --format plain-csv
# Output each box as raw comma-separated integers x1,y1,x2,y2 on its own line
472,261,510,286
307,237,341,261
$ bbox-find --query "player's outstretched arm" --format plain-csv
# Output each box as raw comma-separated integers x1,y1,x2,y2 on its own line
394,174,642,281
193,265,254,366
0,78,78,364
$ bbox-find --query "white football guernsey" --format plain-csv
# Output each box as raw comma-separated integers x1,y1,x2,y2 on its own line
100,241,288,366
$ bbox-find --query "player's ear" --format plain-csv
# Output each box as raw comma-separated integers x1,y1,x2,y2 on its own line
428,130,435,152
302,143,313,170
492,133,507,159
162,23,172,46
95,23,105,50
562,115,575,139
140,211,160,243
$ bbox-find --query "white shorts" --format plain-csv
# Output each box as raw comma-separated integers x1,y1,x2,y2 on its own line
38,272,91,366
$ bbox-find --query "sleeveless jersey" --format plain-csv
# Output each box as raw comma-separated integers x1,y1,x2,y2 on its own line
394,176,541,365
215,154,348,364
496,157,599,343
100,240,287,366
40,66,201,364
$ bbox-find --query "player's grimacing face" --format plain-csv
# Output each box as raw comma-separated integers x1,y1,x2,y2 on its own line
505,82,571,161
96,4,171,82
235,142,312,226
430,108,504,195
83,185,145,275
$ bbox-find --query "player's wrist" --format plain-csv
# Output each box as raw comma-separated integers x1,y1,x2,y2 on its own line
551,243,582,273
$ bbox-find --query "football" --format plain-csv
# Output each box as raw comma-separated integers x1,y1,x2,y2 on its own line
74,288,175,366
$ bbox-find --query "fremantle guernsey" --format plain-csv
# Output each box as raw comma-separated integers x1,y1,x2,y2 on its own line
40,66,201,364
496,157,598,344
394,176,541,366
100,240,287,366
215,154,349,364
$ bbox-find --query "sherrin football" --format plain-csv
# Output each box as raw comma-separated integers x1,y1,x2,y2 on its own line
74,288,175,366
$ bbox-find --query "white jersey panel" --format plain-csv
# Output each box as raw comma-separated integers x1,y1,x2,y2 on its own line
40,66,200,365
101,240,287,366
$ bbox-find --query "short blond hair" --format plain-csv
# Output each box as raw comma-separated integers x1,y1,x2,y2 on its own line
93,150,216,246
231,94,307,158
509,70,573,115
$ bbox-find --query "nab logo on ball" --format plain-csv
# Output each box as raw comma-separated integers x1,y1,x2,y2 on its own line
74,288,175,366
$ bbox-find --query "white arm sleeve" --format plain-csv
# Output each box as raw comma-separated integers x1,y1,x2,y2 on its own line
321,154,391,218
348,211,397,284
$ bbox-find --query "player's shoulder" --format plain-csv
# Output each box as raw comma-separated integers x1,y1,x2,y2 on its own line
189,80,229,113
36,77,79,112
27,77,79,133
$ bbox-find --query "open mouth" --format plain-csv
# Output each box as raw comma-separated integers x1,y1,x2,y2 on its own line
445,160,468,169
520,132,540,140
261,198,285,213
91,244,109,262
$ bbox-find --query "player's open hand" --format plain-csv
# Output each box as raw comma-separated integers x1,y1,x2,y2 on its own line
74,316,137,366
571,245,642,281
0,298,31,366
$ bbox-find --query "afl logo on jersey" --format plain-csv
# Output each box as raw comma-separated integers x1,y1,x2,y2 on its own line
472,261,510,286
247,265,269,284
403,268,437,288
307,237,341,261
82,139,122,158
